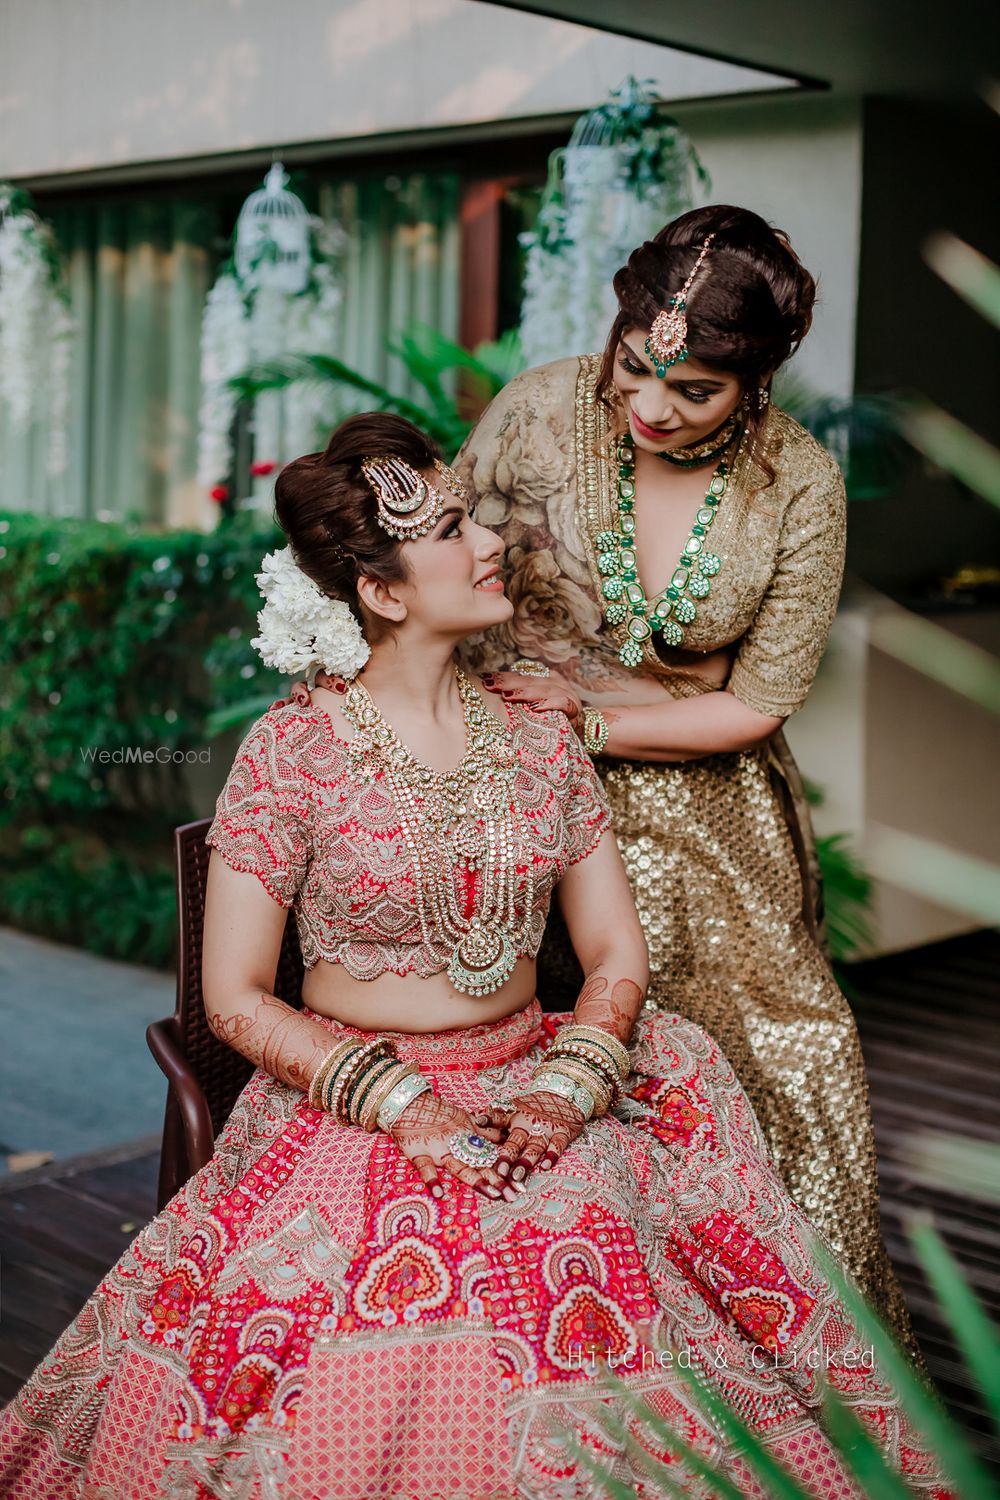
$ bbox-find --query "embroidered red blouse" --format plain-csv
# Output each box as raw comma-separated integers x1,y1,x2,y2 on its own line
205,699,611,977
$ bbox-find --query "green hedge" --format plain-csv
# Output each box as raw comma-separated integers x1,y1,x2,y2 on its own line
0,508,285,967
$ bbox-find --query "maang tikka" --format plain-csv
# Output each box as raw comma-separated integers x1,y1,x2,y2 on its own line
645,233,716,377
362,455,469,540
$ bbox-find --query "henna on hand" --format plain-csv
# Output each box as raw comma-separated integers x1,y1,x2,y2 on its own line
493,1090,586,1184
209,991,338,1093
389,1090,523,1203
481,671,584,733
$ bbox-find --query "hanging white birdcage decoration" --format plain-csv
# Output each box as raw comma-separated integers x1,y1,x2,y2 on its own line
196,161,347,518
234,163,311,294
518,78,710,368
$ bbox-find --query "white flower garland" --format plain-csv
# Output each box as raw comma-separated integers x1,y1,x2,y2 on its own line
251,546,370,684
519,85,708,368
196,271,251,492
197,190,347,501
0,184,74,476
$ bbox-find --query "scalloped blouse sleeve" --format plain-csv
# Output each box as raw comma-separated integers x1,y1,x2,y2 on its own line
205,713,313,908
558,720,613,866
727,451,847,719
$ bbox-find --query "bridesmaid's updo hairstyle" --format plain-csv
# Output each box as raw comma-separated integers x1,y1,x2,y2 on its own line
596,204,818,465
273,412,441,640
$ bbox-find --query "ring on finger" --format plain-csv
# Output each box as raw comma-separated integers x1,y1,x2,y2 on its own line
448,1130,500,1168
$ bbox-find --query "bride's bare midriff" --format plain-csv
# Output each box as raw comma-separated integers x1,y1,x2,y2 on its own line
300,953,540,1033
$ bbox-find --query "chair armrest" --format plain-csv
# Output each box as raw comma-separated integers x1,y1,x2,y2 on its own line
146,1018,216,1176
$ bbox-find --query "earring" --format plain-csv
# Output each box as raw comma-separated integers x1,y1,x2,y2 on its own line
757,387,770,410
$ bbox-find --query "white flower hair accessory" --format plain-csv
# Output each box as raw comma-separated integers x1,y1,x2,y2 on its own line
250,546,370,686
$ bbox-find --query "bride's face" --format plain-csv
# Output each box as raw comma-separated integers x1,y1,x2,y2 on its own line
391,482,512,638
612,328,744,454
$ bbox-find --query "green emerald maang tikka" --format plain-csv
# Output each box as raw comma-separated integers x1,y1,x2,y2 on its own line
597,431,728,669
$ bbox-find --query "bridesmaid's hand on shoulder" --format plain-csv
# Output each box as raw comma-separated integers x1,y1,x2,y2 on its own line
481,671,584,738
271,669,346,710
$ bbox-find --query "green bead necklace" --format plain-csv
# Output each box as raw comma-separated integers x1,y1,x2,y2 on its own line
596,431,728,669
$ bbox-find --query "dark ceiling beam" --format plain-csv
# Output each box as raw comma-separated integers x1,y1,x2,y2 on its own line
470,0,991,98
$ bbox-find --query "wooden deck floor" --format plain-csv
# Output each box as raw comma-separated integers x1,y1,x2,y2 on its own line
2,930,997,1471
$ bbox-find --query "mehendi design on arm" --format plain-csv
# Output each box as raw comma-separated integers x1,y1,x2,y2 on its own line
574,974,644,1044
208,991,340,1093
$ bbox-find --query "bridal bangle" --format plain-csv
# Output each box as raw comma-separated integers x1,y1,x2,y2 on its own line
555,1023,632,1078
530,1022,632,1117
376,1071,432,1131
582,707,609,756
525,1070,598,1120
309,1037,429,1133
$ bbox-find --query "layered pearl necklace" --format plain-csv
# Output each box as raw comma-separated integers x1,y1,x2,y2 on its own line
341,665,531,997
596,431,729,668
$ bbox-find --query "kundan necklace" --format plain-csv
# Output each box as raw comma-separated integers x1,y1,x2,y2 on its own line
654,412,739,469
597,431,729,668
341,665,531,997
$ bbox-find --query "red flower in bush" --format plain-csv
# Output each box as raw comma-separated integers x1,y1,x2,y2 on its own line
209,484,229,503
250,459,276,477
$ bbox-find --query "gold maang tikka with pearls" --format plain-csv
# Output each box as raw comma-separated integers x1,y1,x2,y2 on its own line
645,232,716,376
362,455,469,540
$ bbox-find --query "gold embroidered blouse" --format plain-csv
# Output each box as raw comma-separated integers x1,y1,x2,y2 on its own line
457,354,847,718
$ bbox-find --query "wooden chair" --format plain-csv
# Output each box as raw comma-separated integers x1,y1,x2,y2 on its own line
146,819,305,1212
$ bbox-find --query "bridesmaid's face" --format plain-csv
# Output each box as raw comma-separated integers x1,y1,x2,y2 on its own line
613,329,744,454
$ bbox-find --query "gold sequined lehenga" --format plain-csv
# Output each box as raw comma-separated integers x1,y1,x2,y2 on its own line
457,353,917,1353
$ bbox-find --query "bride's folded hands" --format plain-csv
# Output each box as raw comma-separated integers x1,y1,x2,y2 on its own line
388,1087,525,1204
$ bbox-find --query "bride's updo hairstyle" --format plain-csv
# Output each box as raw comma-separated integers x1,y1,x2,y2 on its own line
596,205,818,473
274,412,441,640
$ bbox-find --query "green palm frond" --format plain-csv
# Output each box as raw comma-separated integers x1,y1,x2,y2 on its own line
549,1206,1000,1500
204,692,280,739
227,325,526,461
816,831,876,959
812,1236,999,1499
226,352,457,443
908,1215,1000,1435
776,375,905,500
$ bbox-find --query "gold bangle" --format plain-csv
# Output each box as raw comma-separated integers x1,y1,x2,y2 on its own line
536,1061,613,1115
349,1054,403,1129
326,1040,392,1120
313,1044,364,1116
582,707,609,756
512,658,551,678
547,1041,621,1089
323,1045,366,1117
360,1061,420,1132
539,1051,620,1108
557,1024,631,1077
338,1041,397,1124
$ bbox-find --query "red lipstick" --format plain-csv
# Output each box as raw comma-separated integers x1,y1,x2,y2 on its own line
630,409,681,443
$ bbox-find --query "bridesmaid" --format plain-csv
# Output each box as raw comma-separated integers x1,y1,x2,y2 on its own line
452,203,916,1352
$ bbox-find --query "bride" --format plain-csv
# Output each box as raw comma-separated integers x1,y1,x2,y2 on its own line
0,413,948,1498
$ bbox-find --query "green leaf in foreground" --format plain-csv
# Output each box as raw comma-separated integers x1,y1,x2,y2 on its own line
924,233,1000,328
908,1216,1000,1439
819,1383,921,1500
558,1383,746,1500
899,400,1000,511
812,1240,997,1499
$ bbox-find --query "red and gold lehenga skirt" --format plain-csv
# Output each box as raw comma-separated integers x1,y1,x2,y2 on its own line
0,1001,949,1499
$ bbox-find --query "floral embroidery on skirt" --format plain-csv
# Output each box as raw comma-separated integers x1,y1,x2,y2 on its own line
0,1001,950,1499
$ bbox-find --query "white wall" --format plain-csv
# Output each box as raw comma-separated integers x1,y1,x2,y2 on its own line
672,94,863,398
0,0,787,181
